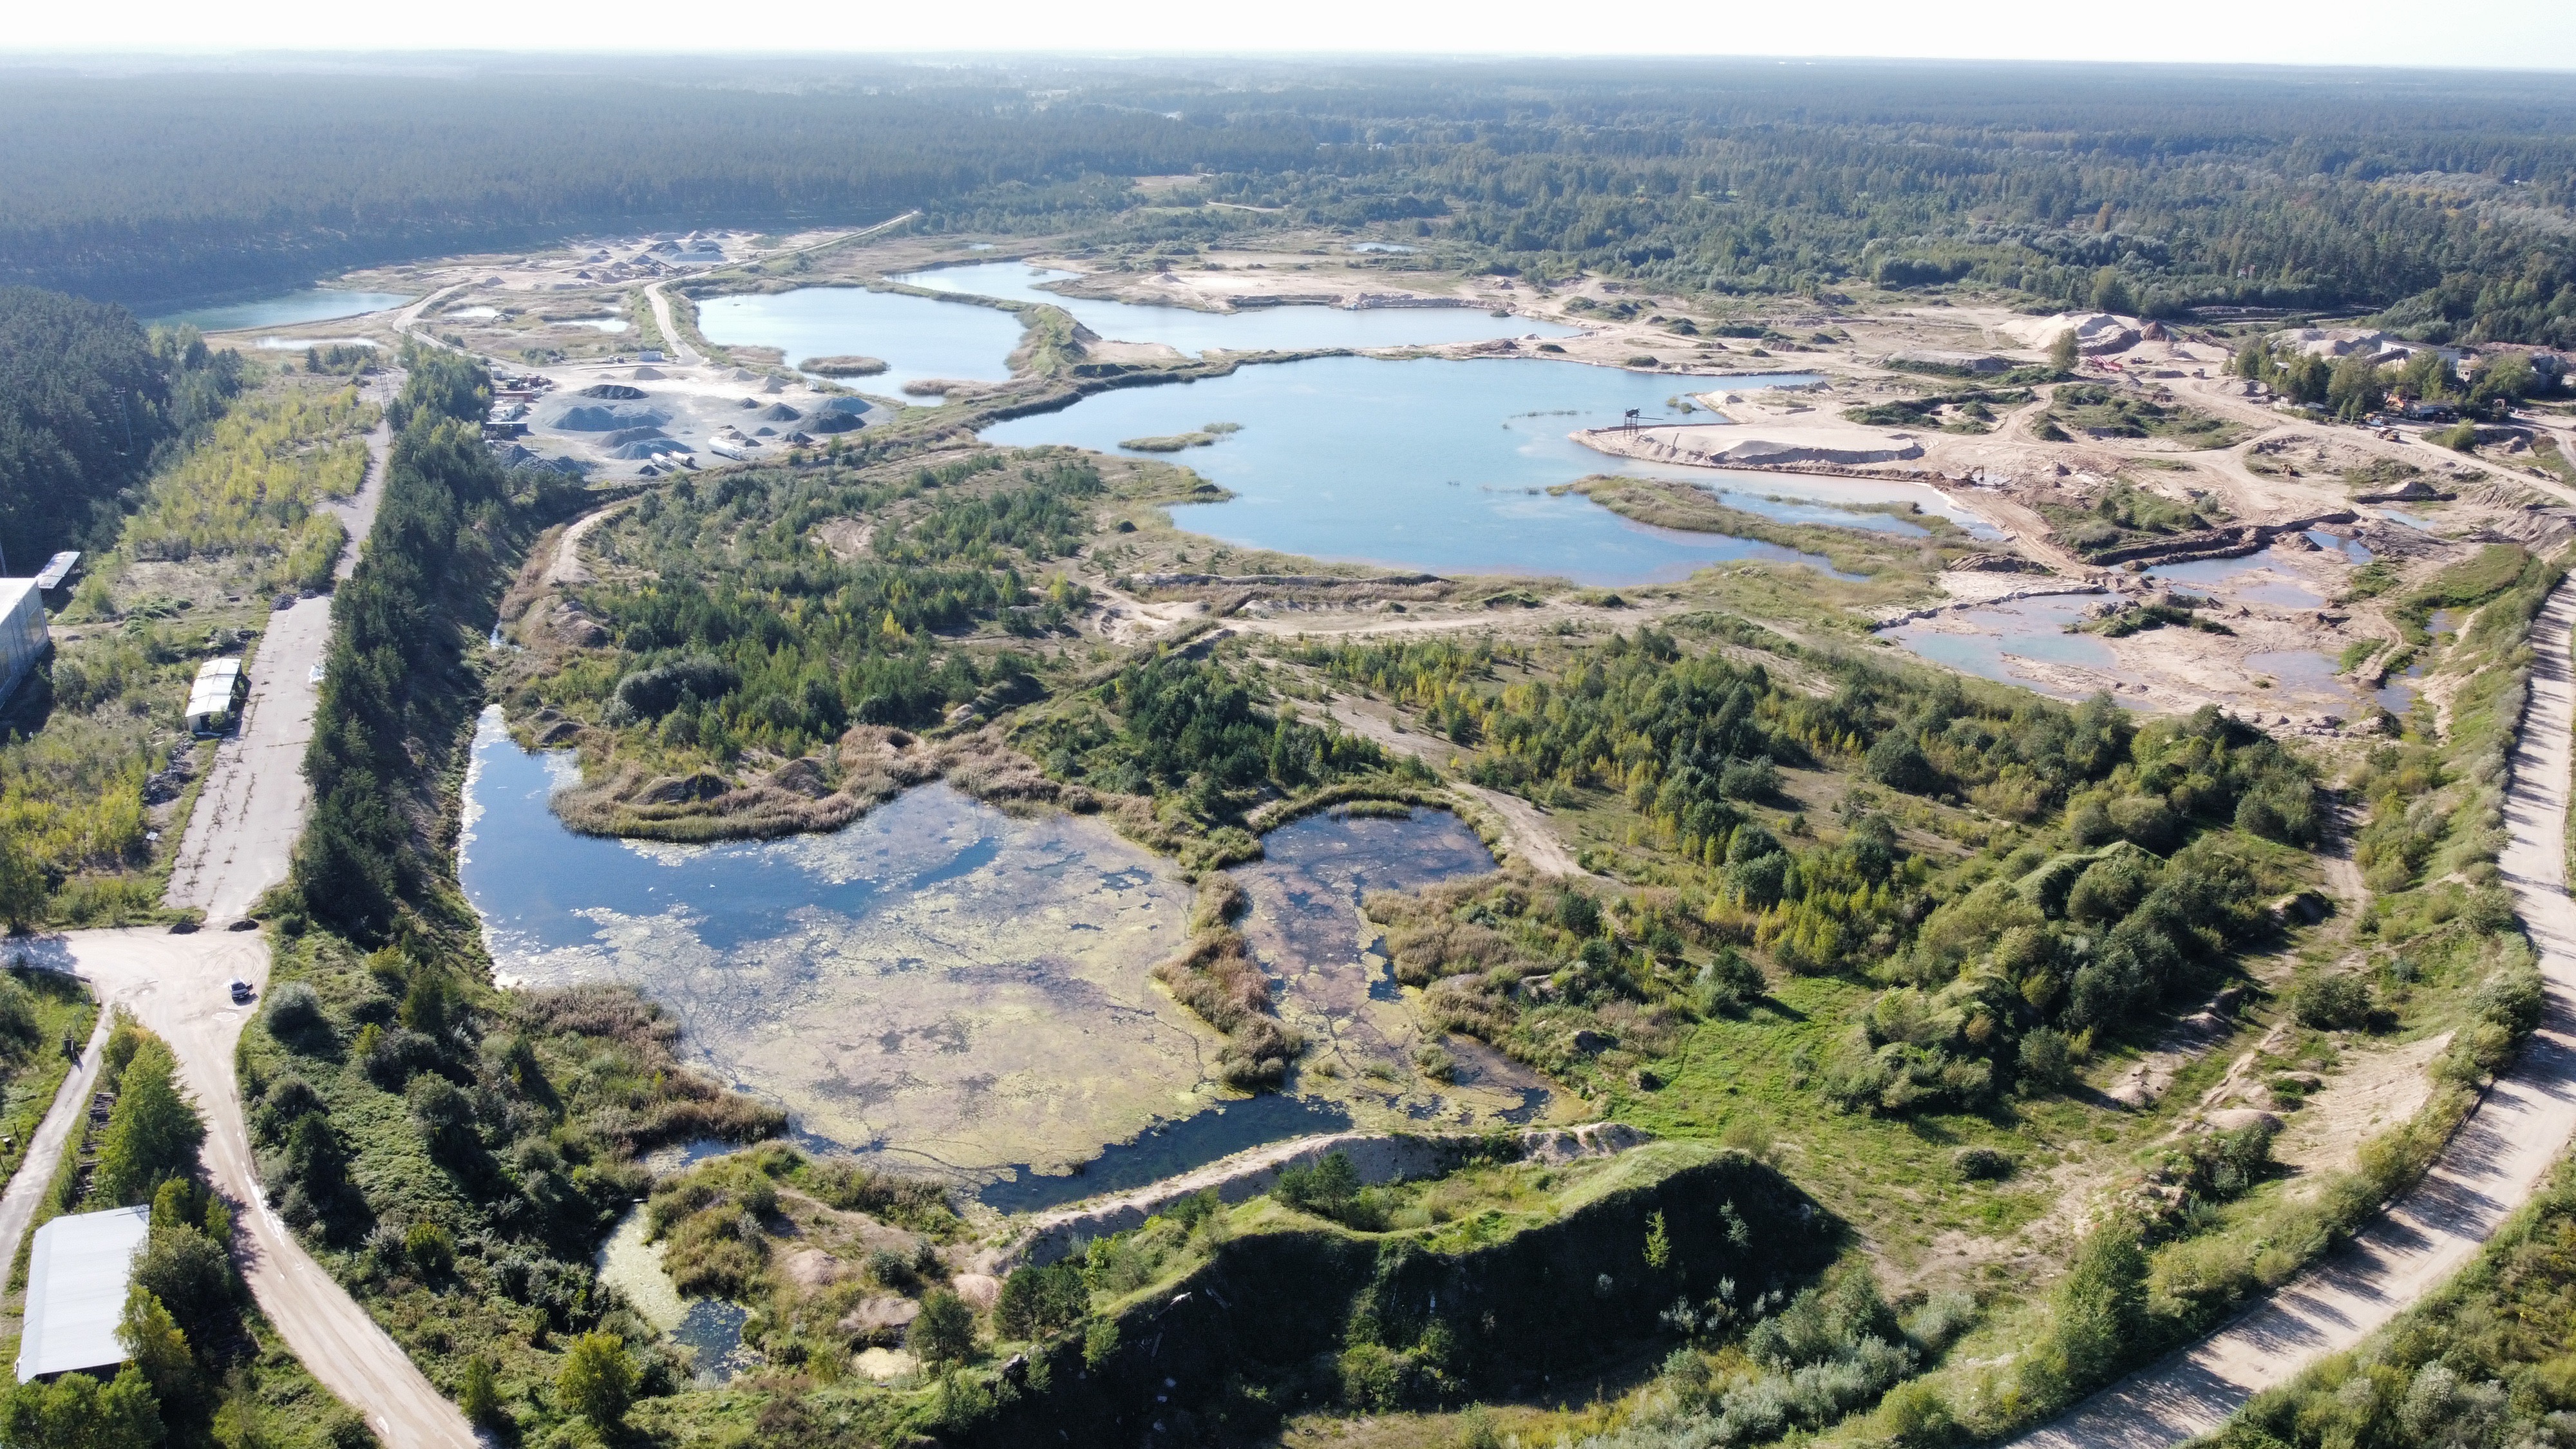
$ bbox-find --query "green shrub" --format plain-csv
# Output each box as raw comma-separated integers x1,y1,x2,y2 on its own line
555,1332,636,1431
2291,974,2372,1031
995,1261,1088,1340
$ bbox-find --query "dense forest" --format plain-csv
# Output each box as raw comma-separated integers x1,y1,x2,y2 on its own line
0,288,244,572
8,61,2576,343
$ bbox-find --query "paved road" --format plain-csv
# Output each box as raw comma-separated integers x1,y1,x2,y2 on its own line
163,390,393,927
2012,578,2576,1447
23,931,477,1448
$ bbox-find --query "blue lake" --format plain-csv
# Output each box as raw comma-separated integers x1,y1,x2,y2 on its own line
981,355,1988,583
893,260,1578,355
696,287,1025,397
151,289,417,332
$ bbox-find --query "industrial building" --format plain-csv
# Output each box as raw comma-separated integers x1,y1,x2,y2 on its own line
16,1205,150,1383
0,578,48,708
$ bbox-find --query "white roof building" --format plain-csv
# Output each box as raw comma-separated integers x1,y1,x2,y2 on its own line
17,1206,150,1383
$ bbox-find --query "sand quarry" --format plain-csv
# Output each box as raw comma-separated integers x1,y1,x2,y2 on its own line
207,218,2576,755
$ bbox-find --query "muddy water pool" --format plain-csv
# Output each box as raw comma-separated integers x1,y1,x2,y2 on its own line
893,260,1578,355
980,355,1993,582
463,714,1522,1198
2137,547,2327,608
1889,595,2117,699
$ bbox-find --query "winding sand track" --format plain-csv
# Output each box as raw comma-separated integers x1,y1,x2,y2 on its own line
2011,578,2576,1447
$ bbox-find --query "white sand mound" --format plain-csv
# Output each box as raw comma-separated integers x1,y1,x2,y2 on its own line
1998,312,2142,355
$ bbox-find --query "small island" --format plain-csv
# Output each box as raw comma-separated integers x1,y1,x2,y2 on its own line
1119,420,1242,451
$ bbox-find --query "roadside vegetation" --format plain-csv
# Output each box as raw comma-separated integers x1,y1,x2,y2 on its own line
2208,1151,2576,1449
0,297,375,930
0,969,94,1234
249,355,790,1444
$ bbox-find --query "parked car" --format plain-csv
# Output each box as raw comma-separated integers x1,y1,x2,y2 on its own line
229,981,254,1005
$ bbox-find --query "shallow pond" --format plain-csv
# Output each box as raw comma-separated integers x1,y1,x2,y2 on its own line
893,261,1577,355
2244,649,2349,697
1238,806,1548,1123
696,287,1026,397
981,354,1975,582
2376,663,2424,714
595,1206,759,1385
2306,529,2373,564
1889,595,2117,699
151,289,417,332
461,710,1211,1179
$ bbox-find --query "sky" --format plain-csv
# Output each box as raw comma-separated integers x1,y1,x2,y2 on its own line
3,0,2573,71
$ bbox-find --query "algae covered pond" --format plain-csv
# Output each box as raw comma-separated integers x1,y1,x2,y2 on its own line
462,709,1211,1179
1241,806,1548,1121
461,714,1527,1193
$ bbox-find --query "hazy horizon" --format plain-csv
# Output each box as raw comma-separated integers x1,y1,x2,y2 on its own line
2,0,2571,71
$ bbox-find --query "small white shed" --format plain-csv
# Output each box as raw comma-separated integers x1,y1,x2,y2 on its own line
185,656,246,735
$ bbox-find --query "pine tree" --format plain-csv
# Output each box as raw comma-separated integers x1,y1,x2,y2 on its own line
94,1038,205,1205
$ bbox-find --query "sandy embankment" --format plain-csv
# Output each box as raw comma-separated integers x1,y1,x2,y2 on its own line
1577,422,1927,470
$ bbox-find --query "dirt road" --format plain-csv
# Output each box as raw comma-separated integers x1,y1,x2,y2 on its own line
542,498,634,589
2011,577,2576,1447
36,370,478,1443
26,931,477,1448
164,403,392,927
0,1010,114,1276
642,281,701,366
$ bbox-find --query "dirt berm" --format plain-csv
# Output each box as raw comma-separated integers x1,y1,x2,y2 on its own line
943,1144,1835,1447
